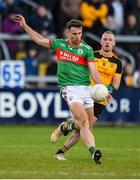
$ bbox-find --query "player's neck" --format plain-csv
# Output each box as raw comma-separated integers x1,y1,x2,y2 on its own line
100,49,112,58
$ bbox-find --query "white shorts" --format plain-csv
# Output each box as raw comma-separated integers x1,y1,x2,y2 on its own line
60,85,94,108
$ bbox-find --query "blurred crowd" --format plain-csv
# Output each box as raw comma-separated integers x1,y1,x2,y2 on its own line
0,0,140,88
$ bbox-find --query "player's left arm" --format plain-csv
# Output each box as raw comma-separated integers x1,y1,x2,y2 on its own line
108,56,123,92
107,58,123,103
88,62,102,84
87,47,102,84
112,58,123,90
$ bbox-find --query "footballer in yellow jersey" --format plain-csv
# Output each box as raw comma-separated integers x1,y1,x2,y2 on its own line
91,50,123,118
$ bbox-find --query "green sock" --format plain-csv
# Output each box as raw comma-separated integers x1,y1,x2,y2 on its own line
89,146,96,155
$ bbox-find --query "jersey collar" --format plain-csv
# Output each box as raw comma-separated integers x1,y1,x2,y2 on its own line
99,50,113,58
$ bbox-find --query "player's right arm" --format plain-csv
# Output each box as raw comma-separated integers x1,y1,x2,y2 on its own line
11,14,51,48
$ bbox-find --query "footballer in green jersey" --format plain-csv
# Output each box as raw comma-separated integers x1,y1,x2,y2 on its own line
11,14,102,164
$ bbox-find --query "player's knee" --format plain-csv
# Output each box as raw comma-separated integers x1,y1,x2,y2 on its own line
92,116,97,126
88,117,97,130
80,118,89,129
74,113,89,128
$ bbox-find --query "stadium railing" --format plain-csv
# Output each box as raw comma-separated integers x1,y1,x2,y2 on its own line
0,32,140,84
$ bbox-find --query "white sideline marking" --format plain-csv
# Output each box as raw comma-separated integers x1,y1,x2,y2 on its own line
102,148,140,152
1,145,140,152
73,146,140,152
0,145,47,149
0,170,140,178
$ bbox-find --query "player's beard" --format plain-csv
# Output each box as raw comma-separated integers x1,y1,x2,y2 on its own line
72,39,80,44
103,45,111,52
72,36,82,44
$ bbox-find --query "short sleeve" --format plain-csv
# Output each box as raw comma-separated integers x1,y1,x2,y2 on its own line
87,47,94,62
115,60,123,74
50,39,60,51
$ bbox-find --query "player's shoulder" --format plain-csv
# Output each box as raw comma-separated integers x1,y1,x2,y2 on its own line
52,38,65,43
112,53,123,65
81,40,93,50
51,38,67,48
109,53,123,70
94,50,101,58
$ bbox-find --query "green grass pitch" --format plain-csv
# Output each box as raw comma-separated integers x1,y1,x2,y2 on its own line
0,125,139,179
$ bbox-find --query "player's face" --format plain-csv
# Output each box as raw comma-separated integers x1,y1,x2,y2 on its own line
101,33,116,52
68,27,82,45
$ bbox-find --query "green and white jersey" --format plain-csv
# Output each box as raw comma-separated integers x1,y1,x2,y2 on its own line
50,39,94,86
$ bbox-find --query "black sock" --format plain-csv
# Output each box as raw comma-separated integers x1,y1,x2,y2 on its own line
56,149,64,154
55,145,68,154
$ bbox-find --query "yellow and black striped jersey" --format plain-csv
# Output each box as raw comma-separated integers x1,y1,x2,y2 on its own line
91,50,123,105
91,50,123,87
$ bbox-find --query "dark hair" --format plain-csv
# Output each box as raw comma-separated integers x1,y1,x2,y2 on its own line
66,19,83,29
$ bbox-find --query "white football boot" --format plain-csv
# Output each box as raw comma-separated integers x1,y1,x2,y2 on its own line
54,153,67,160
51,122,66,143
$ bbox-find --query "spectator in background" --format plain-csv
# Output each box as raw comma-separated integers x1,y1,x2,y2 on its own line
1,0,25,58
80,0,113,49
80,0,110,37
54,0,82,37
133,66,140,88
37,50,49,88
15,41,27,60
22,45,38,88
131,0,140,29
4,0,25,16
2,12,22,58
0,0,6,24
2,0,25,15
135,0,140,25
121,14,140,68
32,0,57,12
106,0,124,34
122,0,138,18
123,63,135,87
29,5,54,36
46,53,57,87
0,0,6,10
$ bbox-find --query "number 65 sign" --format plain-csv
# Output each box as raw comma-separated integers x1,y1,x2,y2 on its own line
0,61,25,88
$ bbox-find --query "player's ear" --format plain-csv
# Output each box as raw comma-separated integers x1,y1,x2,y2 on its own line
113,40,116,46
100,39,103,46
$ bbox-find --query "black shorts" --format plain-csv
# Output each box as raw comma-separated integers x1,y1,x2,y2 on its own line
94,102,105,119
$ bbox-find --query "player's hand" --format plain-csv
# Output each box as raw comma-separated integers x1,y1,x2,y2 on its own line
10,14,26,27
107,92,113,104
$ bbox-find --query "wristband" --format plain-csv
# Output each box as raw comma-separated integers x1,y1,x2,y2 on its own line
107,85,114,92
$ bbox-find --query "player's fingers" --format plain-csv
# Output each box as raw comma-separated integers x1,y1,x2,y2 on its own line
10,15,19,21
11,14,22,20
106,93,113,104
12,17,22,23
107,93,113,104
